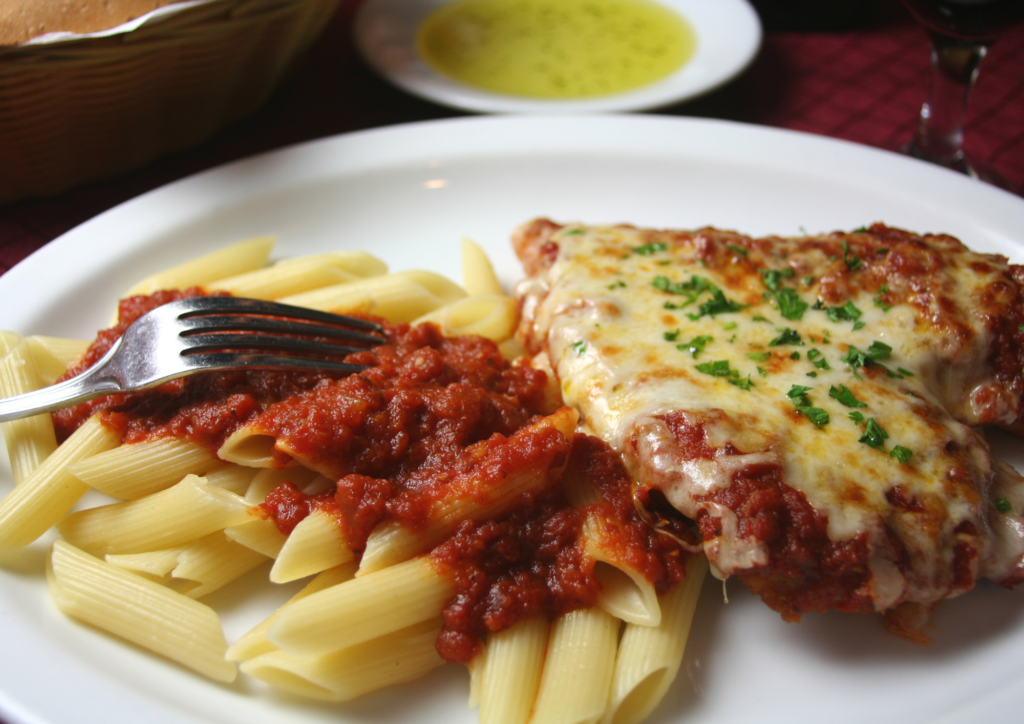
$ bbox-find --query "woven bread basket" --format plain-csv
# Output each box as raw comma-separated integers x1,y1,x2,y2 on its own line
0,0,341,204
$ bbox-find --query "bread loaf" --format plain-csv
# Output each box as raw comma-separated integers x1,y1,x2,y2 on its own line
0,0,180,45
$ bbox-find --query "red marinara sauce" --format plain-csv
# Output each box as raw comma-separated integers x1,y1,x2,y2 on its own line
58,291,696,663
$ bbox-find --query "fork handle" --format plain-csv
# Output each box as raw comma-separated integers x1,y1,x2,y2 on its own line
0,364,121,424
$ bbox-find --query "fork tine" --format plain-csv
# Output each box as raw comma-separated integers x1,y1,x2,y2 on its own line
181,334,369,357
182,353,367,374
179,316,385,346
175,297,384,333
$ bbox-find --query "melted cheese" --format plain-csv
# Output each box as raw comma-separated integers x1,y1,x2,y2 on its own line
515,221,1024,613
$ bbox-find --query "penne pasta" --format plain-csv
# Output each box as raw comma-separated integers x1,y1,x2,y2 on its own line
122,236,275,298
583,513,661,627
359,407,578,574
227,563,357,662
0,332,58,484
462,238,504,296
412,294,517,342
67,438,222,500
204,464,259,496
241,618,445,702
224,518,288,559
530,607,620,724
0,416,119,550
26,335,89,384
270,556,455,657
270,508,353,583
605,555,708,724
48,539,236,682
477,617,549,724
280,270,468,323
57,473,255,556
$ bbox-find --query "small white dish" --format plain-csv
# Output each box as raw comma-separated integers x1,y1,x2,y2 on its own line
353,0,762,113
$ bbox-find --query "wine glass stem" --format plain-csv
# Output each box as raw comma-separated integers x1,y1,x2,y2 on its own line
907,31,989,169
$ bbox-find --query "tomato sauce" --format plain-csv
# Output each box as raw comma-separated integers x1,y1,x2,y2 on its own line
58,291,695,662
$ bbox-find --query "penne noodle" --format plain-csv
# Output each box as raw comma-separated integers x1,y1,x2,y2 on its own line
244,465,320,504
583,514,661,627
270,556,455,657
605,555,708,724
530,607,620,724
226,563,357,662
67,438,222,500
48,539,236,682
270,508,353,583
280,270,468,323
0,332,59,484
272,250,388,278
359,407,578,574
204,464,259,496
241,618,445,702
218,427,292,469
462,238,504,296
26,335,90,383
412,294,517,342
122,236,275,298
477,617,549,724
166,532,270,599
205,258,361,300
57,474,255,556
0,416,119,550
224,518,288,559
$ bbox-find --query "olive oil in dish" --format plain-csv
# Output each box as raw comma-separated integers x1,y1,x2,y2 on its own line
416,0,696,99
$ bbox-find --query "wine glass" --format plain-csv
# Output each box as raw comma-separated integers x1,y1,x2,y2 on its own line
900,0,1024,192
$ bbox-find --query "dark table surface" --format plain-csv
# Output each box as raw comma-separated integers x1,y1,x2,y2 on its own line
1,0,1022,277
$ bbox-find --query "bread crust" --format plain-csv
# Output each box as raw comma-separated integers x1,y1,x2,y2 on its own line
0,0,179,45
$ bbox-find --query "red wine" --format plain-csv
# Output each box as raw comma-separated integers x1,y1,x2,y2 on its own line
902,0,1024,41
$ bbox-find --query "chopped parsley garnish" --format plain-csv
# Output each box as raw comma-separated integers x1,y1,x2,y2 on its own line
652,275,711,301
571,341,587,357
726,244,748,256
687,289,744,320
867,341,892,360
562,228,584,235
807,348,830,370
842,240,862,271
678,335,714,358
747,352,770,362
803,276,815,286
996,498,1013,513
664,329,681,342
633,242,668,256
608,280,627,289
848,411,865,423
765,288,808,321
786,385,828,429
829,384,867,408
722,321,738,331
874,285,893,311
807,371,819,377
728,376,754,391
752,315,772,323
696,359,738,378
790,351,801,360
859,418,889,448
889,446,913,463
757,366,768,377
841,341,896,379
897,367,914,377
760,268,795,292
825,301,863,324
769,327,803,346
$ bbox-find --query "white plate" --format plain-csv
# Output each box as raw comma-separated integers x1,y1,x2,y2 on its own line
353,0,762,113
1,115,1024,724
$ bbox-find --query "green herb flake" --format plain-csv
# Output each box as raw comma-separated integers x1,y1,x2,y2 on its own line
562,228,585,236
607,280,627,290
747,352,770,362
874,284,893,311
797,406,830,429
867,341,893,360
757,366,768,377
571,341,587,357
752,315,771,323
728,376,754,391
787,385,813,406
859,418,889,448
664,329,681,342
848,411,865,423
803,276,815,286
726,244,748,257
766,288,809,321
897,367,914,377
890,446,913,463
807,348,831,370
760,268,795,292
722,321,738,331
790,351,801,360
807,371,819,378
679,335,714,358
842,240,862,271
853,321,867,331
996,498,1012,513
686,289,744,321
695,359,738,378
769,327,803,346
829,384,867,408
633,242,668,256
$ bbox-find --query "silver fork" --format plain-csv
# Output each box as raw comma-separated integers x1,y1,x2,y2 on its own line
0,297,385,423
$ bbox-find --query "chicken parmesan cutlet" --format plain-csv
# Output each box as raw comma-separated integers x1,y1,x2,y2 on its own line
513,218,1024,635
